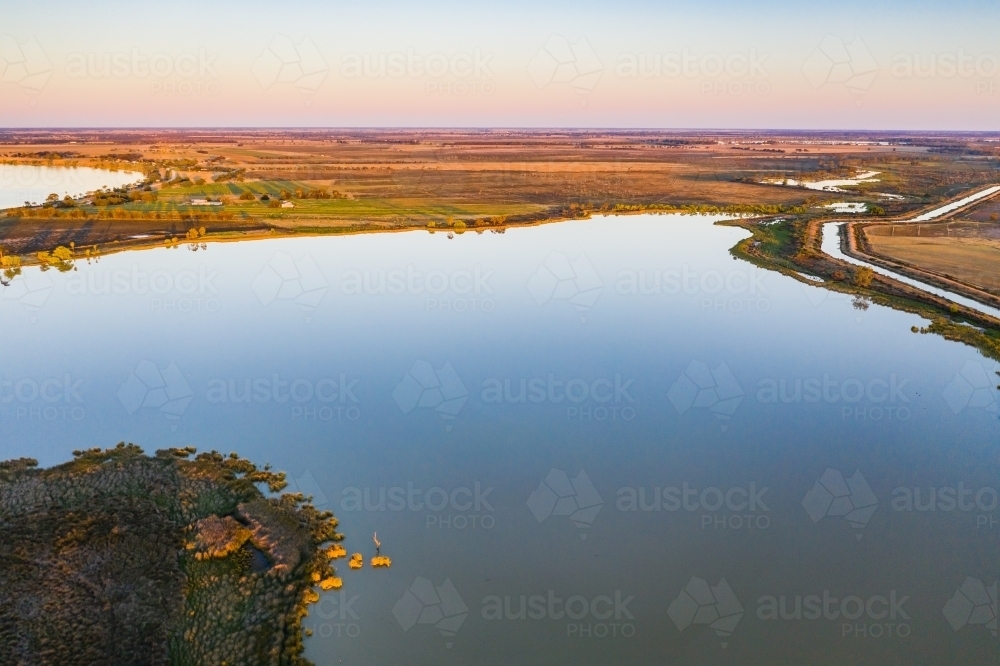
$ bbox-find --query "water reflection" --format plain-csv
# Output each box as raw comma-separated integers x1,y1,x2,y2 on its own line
0,164,142,209
1,214,998,664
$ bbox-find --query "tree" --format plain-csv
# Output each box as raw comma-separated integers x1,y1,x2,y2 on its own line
853,266,874,288
239,190,255,201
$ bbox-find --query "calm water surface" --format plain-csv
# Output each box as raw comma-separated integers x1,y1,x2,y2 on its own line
0,164,142,208
2,213,998,664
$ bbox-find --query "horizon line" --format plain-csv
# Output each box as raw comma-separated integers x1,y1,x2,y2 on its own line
2,127,1000,135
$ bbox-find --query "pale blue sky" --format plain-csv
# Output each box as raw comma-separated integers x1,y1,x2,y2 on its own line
2,0,999,128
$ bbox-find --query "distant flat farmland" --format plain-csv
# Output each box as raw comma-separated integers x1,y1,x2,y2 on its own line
864,221,1000,294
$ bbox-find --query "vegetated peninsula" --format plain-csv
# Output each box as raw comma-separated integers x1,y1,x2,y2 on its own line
0,444,343,666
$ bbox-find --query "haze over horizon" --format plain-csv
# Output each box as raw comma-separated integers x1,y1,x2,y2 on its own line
2,0,1000,130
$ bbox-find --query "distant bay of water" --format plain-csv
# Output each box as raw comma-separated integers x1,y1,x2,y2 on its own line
0,164,143,209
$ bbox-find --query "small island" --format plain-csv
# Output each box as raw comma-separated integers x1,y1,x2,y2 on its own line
0,443,345,665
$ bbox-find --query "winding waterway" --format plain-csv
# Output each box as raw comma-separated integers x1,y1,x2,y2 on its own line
2,212,998,664
821,221,1000,319
817,184,1000,320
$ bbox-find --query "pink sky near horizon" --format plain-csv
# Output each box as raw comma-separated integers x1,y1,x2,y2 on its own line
3,2,1000,129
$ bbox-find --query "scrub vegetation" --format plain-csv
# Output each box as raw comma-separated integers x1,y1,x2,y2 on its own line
0,443,352,666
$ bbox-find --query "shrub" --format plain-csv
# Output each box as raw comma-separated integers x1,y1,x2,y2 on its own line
853,266,874,288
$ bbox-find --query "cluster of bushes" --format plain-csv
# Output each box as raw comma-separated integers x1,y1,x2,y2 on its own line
237,187,345,202
36,245,75,270
0,443,343,666
291,187,344,199
93,188,157,206
212,168,246,183
165,175,201,187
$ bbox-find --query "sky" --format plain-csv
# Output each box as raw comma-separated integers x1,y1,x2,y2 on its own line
2,0,1000,130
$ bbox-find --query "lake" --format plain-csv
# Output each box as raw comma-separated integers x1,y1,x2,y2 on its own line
0,164,143,209
1,213,998,664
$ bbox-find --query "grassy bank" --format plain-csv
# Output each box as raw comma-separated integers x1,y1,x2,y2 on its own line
725,216,1000,361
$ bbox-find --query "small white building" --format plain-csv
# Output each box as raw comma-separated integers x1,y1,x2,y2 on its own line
190,198,223,206
281,201,295,208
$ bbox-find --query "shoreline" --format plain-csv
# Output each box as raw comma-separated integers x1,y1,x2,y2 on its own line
0,206,751,270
